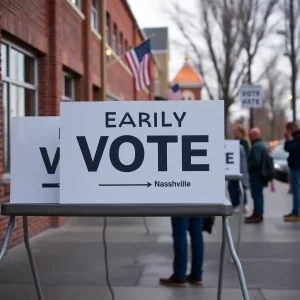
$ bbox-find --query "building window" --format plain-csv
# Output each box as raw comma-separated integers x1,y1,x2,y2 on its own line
182,90,195,100
91,0,98,30
106,12,111,45
62,72,75,101
113,23,118,53
71,0,81,8
125,40,128,52
119,32,123,56
1,42,37,175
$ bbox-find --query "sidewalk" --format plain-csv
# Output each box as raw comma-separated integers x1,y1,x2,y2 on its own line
1,180,300,299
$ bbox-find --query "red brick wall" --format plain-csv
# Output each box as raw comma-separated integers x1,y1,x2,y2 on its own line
0,0,155,250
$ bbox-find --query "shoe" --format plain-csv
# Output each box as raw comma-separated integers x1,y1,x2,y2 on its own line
284,214,300,222
284,212,293,218
159,276,187,287
244,212,263,224
187,274,203,286
243,205,249,214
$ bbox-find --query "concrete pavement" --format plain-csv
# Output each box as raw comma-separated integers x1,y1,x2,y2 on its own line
1,180,300,299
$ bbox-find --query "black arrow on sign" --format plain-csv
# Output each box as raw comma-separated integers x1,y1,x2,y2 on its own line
42,183,60,188
99,182,152,188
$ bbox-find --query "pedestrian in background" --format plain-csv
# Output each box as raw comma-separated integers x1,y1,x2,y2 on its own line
283,122,300,222
228,125,250,213
245,128,267,224
160,217,204,287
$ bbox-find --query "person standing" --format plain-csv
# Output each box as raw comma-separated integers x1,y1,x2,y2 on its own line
284,122,300,222
245,128,267,224
160,217,204,287
228,125,250,213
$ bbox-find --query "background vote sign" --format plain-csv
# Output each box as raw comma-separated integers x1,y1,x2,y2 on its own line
240,84,262,108
60,101,225,204
225,140,240,176
10,117,60,204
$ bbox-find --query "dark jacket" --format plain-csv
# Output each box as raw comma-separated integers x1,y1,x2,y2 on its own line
248,138,267,177
240,145,250,189
239,138,250,158
285,130,300,170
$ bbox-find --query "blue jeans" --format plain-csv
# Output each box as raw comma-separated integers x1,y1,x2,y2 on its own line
291,170,300,216
250,176,264,215
171,217,204,280
228,181,247,208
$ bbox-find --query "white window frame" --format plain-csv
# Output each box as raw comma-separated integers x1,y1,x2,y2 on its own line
1,39,38,178
62,72,75,102
106,12,111,45
91,0,98,30
71,0,81,9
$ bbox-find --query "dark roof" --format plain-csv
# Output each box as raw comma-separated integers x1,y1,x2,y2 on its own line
143,27,168,50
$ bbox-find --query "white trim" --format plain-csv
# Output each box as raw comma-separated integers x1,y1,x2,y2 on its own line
1,76,37,90
62,72,75,101
1,39,37,58
142,86,150,95
64,0,85,21
2,174,11,182
106,44,132,77
92,28,102,41
107,91,124,101
178,82,204,89
91,0,98,30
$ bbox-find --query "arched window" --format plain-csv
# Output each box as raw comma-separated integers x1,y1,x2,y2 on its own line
182,90,195,100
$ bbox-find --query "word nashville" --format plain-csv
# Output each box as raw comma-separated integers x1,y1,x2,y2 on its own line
155,180,191,187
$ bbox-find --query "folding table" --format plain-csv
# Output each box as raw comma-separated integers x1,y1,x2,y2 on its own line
0,200,249,300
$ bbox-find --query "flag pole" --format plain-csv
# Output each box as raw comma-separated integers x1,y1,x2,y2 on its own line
106,33,156,69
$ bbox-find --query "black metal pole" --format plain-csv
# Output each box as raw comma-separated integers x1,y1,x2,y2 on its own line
290,0,297,122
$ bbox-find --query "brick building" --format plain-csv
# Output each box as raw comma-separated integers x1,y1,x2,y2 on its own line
0,0,158,248
144,27,169,99
172,54,203,100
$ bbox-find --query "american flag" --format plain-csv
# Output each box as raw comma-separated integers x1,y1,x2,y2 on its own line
165,83,184,100
125,39,151,92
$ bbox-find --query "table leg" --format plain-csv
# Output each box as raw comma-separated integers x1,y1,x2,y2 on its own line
237,180,244,256
23,217,44,300
217,219,226,300
0,216,15,262
143,217,150,235
223,216,250,300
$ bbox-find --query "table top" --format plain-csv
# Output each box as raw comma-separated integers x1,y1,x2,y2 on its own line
1,200,233,217
225,174,243,181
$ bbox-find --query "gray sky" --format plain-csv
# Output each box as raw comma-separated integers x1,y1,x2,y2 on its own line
127,0,190,80
127,0,295,122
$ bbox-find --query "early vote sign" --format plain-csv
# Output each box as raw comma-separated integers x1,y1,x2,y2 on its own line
224,140,240,176
10,117,60,204
60,101,225,204
240,84,262,108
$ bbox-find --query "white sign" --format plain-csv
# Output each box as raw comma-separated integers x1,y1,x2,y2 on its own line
225,140,240,176
10,117,60,204
240,84,262,108
60,101,225,204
